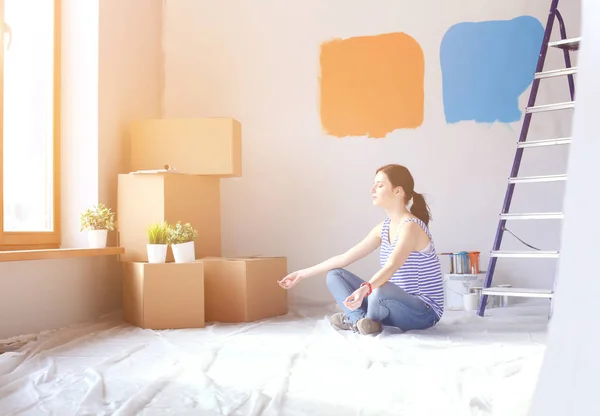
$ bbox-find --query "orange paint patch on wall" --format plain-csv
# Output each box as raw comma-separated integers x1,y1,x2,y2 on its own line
319,32,424,139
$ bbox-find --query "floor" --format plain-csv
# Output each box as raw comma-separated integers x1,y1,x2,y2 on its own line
0,302,550,416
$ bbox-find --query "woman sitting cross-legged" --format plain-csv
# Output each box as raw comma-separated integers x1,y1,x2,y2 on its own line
278,164,444,335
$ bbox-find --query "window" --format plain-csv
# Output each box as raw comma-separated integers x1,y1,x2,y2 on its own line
0,0,60,250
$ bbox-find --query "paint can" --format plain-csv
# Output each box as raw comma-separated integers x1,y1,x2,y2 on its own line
468,251,480,274
450,253,458,274
497,284,511,307
457,251,469,274
463,293,480,311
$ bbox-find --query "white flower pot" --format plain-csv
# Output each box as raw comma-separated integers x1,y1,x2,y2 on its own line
88,229,108,248
172,241,195,263
147,244,168,263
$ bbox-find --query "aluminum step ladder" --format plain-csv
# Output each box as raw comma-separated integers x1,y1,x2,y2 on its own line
478,0,579,316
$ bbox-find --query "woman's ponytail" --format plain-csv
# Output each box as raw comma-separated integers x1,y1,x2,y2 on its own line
410,192,431,226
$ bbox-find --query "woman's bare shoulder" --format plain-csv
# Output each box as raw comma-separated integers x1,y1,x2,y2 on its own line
365,220,385,241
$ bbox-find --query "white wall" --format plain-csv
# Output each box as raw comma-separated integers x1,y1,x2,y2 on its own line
98,0,163,245
163,0,580,304
61,0,99,248
0,0,162,339
528,1,598,414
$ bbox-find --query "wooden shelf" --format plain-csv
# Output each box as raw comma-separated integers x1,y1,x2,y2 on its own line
0,247,125,263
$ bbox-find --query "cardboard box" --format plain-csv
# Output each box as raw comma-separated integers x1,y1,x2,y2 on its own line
130,117,241,177
198,257,288,323
117,173,221,262
122,262,205,329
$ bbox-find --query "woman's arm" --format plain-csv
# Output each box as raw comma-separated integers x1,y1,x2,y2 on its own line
299,223,382,279
366,221,420,289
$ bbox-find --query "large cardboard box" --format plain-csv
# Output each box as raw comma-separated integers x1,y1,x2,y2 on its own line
198,257,288,323
130,117,241,177
122,262,205,329
117,173,221,262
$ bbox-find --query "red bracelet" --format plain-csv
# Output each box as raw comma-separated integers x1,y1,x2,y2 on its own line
360,282,372,296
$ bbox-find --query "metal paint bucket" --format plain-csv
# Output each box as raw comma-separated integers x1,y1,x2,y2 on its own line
497,284,512,307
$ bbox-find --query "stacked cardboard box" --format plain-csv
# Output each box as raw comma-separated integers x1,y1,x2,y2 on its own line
118,117,288,329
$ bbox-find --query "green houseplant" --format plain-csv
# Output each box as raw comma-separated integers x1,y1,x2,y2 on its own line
168,221,198,263
79,203,116,248
147,221,171,263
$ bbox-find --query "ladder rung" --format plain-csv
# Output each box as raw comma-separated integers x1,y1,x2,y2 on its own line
482,287,554,298
535,67,577,79
508,174,567,184
517,137,572,148
499,212,564,220
491,250,559,258
526,101,575,113
548,37,581,51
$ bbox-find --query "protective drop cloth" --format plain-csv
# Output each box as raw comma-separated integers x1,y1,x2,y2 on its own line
0,302,549,415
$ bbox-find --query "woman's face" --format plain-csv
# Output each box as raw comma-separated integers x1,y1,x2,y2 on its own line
371,172,403,207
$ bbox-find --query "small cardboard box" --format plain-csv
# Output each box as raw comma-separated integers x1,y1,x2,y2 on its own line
117,173,221,262
130,117,241,177
122,261,205,329
198,257,288,323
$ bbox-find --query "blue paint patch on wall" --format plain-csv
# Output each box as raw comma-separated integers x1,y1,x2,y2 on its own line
440,16,544,124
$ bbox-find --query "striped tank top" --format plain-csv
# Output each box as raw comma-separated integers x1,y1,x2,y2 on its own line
380,217,445,319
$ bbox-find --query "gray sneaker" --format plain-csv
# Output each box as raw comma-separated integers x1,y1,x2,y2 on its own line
330,313,353,331
356,318,382,335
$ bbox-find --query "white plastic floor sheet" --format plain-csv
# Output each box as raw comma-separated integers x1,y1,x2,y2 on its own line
0,302,549,416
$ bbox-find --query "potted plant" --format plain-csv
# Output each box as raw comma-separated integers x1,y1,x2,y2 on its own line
147,221,171,263
79,203,116,248
168,221,198,263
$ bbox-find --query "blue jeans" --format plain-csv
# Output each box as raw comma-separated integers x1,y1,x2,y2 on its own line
325,268,439,331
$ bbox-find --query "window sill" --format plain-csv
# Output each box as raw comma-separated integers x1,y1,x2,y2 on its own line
0,247,125,263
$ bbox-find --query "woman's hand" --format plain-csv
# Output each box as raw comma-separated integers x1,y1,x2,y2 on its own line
343,285,369,310
278,270,305,289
